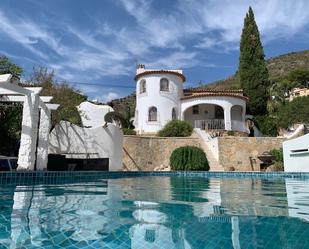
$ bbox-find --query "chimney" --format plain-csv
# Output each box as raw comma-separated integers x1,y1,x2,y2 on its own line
137,64,145,69
136,64,146,74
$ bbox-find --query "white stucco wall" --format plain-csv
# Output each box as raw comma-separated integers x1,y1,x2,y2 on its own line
77,101,114,128
283,133,309,172
135,73,183,134
49,121,123,171
181,96,246,131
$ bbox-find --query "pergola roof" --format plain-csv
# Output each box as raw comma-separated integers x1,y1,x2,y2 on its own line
0,73,59,109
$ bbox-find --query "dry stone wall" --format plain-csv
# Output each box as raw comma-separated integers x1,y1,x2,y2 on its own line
218,137,284,171
123,136,201,171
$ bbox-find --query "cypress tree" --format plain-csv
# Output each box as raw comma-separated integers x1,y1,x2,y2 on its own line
239,7,270,115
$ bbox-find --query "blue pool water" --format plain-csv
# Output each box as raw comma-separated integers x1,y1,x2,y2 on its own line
1,175,309,248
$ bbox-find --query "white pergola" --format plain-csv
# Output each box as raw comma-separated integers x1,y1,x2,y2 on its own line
0,74,59,171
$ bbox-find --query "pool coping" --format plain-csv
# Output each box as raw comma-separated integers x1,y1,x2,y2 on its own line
0,171,309,185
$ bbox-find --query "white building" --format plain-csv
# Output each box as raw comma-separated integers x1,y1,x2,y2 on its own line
134,65,248,135
283,133,309,172
77,101,114,128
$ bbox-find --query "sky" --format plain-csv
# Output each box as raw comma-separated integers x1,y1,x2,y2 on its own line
0,0,308,102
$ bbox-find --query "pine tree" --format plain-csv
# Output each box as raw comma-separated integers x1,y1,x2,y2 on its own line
239,7,270,115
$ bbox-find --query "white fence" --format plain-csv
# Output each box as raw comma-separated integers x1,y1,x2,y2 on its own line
195,119,248,132
194,119,225,130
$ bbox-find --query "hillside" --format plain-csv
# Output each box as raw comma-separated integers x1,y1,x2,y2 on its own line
205,50,309,90
110,50,309,114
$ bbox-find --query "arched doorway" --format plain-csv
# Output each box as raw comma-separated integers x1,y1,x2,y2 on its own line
231,105,245,131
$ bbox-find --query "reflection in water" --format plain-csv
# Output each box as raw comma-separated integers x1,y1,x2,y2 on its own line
0,176,308,248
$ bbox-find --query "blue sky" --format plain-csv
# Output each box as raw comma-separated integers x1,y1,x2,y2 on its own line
0,0,308,102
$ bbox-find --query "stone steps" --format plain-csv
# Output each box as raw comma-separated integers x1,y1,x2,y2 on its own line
194,129,224,172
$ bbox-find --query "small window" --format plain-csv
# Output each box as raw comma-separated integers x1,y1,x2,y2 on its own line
172,108,177,120
148,107,157,121
160,78,169,91
145,229,156,243
192,105,199,115
140,79,146,93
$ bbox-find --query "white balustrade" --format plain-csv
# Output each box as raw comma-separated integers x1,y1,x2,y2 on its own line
194,119,247,132
194,119,225,130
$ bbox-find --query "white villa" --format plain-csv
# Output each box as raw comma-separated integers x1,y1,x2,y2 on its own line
134,64,249,135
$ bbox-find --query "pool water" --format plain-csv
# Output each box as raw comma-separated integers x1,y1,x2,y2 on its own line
1,176,309,248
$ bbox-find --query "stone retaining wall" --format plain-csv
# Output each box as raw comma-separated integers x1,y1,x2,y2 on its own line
218,137,284,171
122,135,200,171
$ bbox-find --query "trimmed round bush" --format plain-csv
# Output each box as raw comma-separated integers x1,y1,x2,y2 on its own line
170,146,209,171
158,120,193,137
122,128,136,135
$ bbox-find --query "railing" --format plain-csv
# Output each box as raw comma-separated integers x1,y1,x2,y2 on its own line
195,119,248,132
195,119,225,130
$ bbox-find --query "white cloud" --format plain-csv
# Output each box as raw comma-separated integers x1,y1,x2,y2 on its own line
91,92,120,103
0,0,308,101
180,0,309,47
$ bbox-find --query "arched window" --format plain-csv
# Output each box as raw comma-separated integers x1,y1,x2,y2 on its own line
148,107,157,121
160,78,169,91
140,79,146,93
172,108,177,120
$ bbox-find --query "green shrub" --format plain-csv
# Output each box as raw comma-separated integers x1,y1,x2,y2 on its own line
170,146,209,171
122,128,136,135
270,148,283,163
254,115,278,136
227,131,235,136
158,120,193,137
270,148,284,171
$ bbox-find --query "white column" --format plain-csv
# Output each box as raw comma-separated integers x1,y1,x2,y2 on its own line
242,105,246,132
36,108,51,171
17,93,39,170
224,105,232,131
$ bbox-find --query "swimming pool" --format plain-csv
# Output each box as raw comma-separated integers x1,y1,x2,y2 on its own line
0,172,309,248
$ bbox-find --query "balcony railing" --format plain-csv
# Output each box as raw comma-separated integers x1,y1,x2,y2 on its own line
195,119,225,130
195,119,248,132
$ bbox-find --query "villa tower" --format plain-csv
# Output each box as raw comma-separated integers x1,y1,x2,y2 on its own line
134,64,185,134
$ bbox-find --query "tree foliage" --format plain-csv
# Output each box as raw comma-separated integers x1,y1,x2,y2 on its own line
277,96,309,129
0,56,23,76
158,120,193,137
0,56,23,155
288,68,309,87
254,115,278,137
170,146,209,171
239,7,270,115
29,66,87,127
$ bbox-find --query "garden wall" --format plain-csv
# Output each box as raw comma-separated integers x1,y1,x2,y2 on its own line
122,135,201,171
217,137,284,171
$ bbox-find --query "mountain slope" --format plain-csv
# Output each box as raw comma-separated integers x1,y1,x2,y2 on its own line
205,50,309,90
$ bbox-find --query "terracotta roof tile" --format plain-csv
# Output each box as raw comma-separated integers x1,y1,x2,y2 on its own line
181,92,249,101
134,70,186,82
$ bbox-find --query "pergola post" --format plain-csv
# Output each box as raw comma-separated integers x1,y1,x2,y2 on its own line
36,107,51,171
17,93,40,170
224,105,232,130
